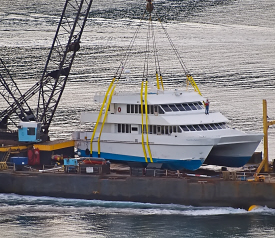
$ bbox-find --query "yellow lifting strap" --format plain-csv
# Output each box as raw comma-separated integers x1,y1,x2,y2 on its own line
90,77,116,156
160,74,164,90
140,80,148,163
156,72,160,90
187,74,202,96
97,82,117,156
145,80,153,163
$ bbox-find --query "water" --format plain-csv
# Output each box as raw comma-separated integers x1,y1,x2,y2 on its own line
1,193,275,238
1,0,275,236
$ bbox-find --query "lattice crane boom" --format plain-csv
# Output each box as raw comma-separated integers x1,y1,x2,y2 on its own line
0,59,35,128
37,0,94,135
0,0,94,139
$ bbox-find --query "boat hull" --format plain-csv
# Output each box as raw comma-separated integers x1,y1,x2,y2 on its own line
204,133,263,167
77,138,217,171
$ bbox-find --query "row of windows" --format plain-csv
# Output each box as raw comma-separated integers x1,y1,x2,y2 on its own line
127,104,157,114
126,102,203,114
180,123,227,132
117,123,227,134
160,102,203,112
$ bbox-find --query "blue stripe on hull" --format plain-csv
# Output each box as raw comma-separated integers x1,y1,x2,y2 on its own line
204,155,251,167
78,149,203,171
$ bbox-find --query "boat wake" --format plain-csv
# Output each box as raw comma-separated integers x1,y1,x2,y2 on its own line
0,193,274,216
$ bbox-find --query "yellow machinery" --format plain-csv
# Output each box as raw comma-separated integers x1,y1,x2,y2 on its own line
249,99,275,182
0,149,10,170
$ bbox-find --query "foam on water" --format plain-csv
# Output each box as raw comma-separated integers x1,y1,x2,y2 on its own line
1,194,275,217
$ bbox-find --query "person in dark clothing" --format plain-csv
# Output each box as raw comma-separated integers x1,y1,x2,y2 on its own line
205,99,210,115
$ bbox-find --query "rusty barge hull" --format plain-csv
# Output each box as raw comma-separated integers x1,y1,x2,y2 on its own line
0,171,274,209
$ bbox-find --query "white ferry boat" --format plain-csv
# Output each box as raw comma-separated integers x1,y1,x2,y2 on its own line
73,0,262,170
73,87,262,170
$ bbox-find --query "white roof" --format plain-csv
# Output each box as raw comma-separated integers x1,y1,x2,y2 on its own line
94,89,204,105
18,121,40,128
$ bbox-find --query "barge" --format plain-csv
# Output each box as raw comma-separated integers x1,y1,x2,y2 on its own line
0,166,275,209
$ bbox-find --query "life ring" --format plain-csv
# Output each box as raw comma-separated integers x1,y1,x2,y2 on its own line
118,107,121,112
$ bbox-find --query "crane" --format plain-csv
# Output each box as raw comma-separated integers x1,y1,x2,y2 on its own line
0,0,94,142
0,58,35,126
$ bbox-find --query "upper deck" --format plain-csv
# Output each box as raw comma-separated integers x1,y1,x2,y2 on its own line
94,89,204,105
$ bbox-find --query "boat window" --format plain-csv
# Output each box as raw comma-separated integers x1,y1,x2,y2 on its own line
180,125,189,131
118,124,121,133
127,124,131,133
158,106,165,114
157,126,161,135
153,125,156,134
160,104,172,112
210,124,217,130
132,127,138,131
127,105,130,113
175,104,185,111
194,102,203,110
220,123,227,129
215,124,222,129
151,105,154,114
198,101,203,106
205,124,213,130
189,103,197,110
169,126,173,134
169,104,179,111
131,105,135,113
199,124,207,131
182,104,191,111
180,104,187,111
122,124,125,133
135,105,139,114
193,125,202,131
187,125,196,131
161,126,165,134
173,126,177,133
138,105,141,114
154,106,158,114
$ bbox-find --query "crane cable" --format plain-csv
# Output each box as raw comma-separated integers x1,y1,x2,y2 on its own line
140,13,151,163
90,10,147,157
156,13,202,96
150,18,164,90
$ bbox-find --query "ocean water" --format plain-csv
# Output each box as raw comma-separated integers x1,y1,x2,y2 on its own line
1,193,275,238
1,0,275,237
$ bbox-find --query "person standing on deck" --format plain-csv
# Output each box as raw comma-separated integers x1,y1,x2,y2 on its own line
205,99,210,115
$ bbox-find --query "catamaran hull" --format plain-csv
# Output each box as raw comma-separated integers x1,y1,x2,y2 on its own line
204,134,263,167
77,141,216,171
